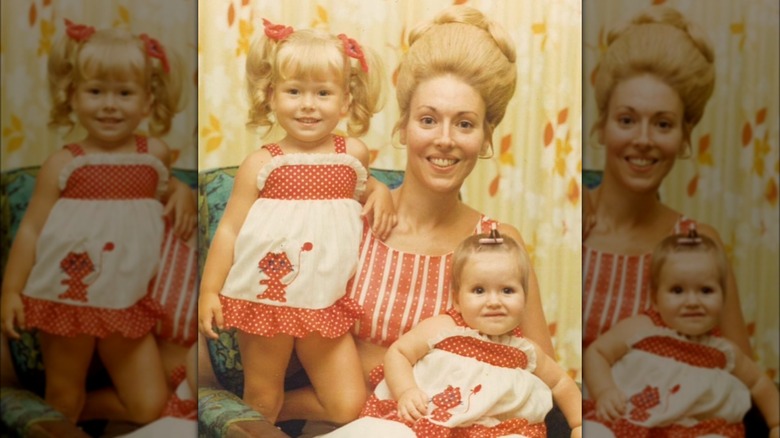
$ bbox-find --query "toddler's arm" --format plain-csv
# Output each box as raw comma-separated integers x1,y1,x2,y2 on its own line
344,137,397,240
1,150,71,338
197,150,268,339
729,341,779,435
584,315,647,422
162,177,197,241
384,315,454,423
531,340,582,434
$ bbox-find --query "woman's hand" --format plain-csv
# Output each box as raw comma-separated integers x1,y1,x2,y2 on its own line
396,387,428,423
595,387,626,422
198,293,224,340
163,177,197,241
0,292,25,339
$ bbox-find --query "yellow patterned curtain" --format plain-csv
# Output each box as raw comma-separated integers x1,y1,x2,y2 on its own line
584,0,779,381
198,0,583,379
0,0,197,171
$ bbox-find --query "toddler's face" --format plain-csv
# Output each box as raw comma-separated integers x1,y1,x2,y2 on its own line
70,76,152,149
454,251,525,336
653,251,724,337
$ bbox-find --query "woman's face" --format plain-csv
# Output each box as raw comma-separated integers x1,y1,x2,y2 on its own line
400,75,489,194
599,73,686,194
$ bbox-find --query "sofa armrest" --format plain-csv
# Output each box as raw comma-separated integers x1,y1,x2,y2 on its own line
0,387,88,437
198,387,288,438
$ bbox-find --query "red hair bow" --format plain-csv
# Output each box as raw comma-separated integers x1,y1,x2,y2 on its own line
140,34,170,73
64,19,95,42
263,18,293,41
338,34,368,73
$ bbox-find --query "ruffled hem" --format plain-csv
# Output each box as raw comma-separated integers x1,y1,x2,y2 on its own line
360,395,546,437
22,294,162,339
220,295,363,338
583,400,744,438
256,152,367,201
59,152,169,198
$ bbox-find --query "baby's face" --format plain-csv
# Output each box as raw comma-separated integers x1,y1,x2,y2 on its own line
454,252,525,336
653,251,724,337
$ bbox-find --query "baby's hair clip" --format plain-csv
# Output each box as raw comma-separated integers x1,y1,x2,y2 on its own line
64,19,95,43
479,223,504,245
139,34,170,73
338,34,369,73
263,18,294,41
677,226,702,245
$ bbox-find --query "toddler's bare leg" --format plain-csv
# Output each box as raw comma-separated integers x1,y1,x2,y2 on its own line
81,332,168,424
283,333,366,424
237,330,294,424
38,332,95,423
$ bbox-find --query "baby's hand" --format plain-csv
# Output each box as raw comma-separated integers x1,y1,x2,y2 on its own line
198,293,224,340
163,178,197,241
0,293,25,339
361,183,397,241
595,388,626,422
397,387,428,423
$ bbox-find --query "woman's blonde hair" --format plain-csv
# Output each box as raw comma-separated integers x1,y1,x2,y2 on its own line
47,27,182,136
246,26,384,137
395,5,517,149
593,6,715,149
451,233,530,298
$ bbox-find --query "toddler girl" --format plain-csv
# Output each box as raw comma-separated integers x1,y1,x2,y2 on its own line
326,228,582,437
584,229,780,437
198,19,394,425
0,20,183,424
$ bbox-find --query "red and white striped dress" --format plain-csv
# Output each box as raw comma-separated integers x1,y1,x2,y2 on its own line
347,216,498,347
22,136,166,338
582,216,696,349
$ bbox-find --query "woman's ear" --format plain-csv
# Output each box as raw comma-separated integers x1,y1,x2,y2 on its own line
399,126,408,145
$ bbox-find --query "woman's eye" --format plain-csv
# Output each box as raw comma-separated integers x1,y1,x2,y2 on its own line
617,115,633,126
420,116,435,126
457,120,474,129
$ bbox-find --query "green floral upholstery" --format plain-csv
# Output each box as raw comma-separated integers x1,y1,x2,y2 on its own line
196,167,404,434
0,167,196,437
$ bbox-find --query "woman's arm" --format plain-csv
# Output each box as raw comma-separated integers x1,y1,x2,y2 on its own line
697,222,753,356
531,340,582,433
1,150,70,338
498,223,555,358
197,150,267,339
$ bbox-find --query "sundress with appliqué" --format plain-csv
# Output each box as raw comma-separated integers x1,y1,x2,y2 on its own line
583,310,749,438
22,136,166,338
350,308,551,438
219,135,365,338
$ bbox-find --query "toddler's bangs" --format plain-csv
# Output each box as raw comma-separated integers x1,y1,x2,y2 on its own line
276,39,346,86
77,36,149,85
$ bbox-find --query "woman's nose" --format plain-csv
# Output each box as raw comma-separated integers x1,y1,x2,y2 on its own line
434,125,455,148
632,122,653,147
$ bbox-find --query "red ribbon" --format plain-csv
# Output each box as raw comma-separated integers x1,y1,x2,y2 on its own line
64,19,95,42
139,34,170,73
263,18,293,41
338,34,368,73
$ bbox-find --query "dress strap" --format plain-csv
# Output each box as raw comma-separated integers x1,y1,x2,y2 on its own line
263,144,284,157
63,144,85,156
673,216,697,235
333,135,346,154
135,135,148,153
